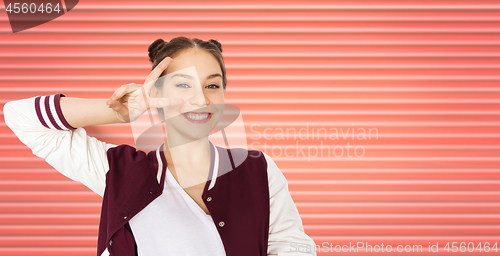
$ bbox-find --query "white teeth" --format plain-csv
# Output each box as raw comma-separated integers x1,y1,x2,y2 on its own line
185,113,209,121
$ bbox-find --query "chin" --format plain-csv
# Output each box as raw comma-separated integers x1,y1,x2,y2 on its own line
184,126,213,141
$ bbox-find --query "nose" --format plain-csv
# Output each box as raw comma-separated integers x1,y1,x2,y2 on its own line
189,86,210,107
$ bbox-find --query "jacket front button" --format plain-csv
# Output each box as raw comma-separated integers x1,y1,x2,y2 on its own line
150,187,157,195
121,210,129,220
109,239,113,246
206,197,212,202
218,221,225,227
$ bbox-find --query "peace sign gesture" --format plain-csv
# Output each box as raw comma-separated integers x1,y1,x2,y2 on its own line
106,57,183,123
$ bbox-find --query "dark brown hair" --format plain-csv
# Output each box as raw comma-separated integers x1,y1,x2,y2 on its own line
148,36,226,89
147,36,226,118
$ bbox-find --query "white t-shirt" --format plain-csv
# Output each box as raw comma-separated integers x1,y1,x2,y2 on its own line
129,143,226,256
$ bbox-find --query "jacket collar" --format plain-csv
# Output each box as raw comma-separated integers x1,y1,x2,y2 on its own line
155,140,220,192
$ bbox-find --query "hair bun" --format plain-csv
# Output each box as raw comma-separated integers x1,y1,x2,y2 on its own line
208,39,222,53
148,38,167,63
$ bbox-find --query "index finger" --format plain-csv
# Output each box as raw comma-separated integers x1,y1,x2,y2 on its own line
144,56,173,86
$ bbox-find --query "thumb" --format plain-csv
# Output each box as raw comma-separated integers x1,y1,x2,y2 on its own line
108,100,129,122
149,97,184,108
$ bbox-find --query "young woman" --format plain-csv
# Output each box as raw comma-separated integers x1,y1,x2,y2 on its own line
4,37,316,256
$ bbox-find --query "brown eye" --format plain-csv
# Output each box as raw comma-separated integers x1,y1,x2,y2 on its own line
175,83,190,88
206,84,220,89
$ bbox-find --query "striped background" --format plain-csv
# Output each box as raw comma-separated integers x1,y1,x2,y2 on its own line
1,0,500,255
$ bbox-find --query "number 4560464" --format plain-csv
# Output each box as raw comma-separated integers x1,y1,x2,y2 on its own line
5,2,61,14
444,242,498,253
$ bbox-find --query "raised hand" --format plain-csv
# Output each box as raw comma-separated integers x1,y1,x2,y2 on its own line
106,57,183,123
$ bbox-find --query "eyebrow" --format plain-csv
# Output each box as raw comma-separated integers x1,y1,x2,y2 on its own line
171,73,222,80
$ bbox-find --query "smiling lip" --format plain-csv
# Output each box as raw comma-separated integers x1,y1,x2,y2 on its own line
182,111,212,124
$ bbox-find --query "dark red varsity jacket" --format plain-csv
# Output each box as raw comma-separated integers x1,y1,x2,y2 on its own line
97,142,270,256
3,94,316,256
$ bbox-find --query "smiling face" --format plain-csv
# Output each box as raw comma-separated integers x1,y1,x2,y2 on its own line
152,47,225,143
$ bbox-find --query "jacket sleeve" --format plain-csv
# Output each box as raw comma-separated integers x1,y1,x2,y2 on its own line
3,94,118,197
264,152,316,255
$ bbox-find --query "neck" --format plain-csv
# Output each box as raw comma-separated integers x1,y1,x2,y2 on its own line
163,135,211,174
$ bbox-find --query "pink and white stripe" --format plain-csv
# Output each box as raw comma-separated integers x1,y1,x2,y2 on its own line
34,93,76,130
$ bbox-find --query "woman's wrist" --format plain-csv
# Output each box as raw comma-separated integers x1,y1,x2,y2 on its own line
60,97,128,128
